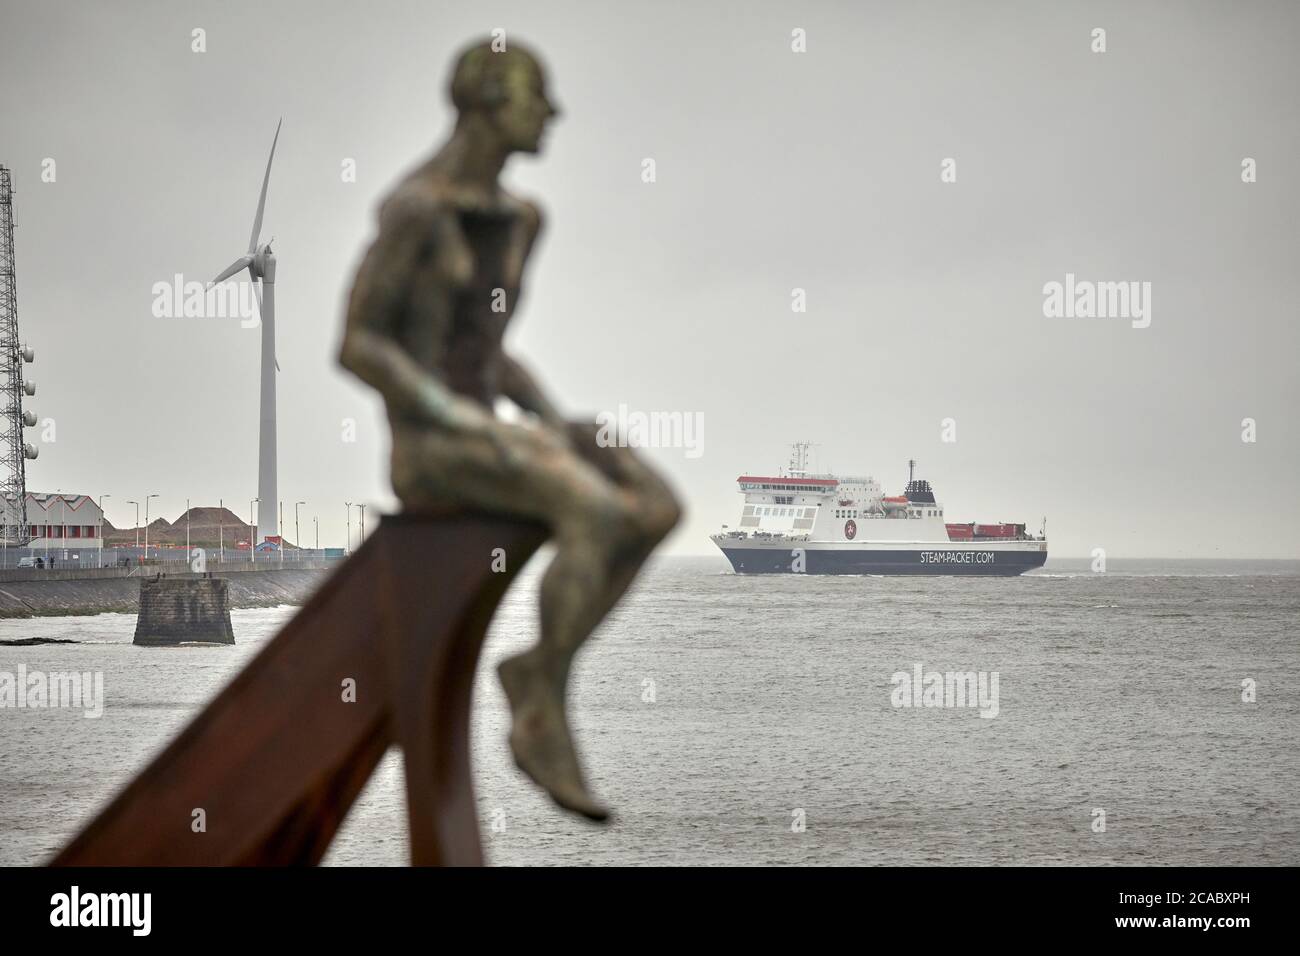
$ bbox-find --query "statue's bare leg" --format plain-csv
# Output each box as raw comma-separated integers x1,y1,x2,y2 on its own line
498,429,678,819
392,420,680,820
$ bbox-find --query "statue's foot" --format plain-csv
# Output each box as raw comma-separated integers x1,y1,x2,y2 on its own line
497,653,610,822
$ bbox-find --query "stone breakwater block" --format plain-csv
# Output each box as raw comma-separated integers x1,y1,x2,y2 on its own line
133,575,235,646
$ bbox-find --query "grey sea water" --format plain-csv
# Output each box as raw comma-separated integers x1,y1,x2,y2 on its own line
1,556,1297,866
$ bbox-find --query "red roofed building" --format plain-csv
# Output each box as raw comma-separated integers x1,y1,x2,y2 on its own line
1,492,104,551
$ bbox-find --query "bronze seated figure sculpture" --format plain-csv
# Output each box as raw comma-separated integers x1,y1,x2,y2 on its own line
53,38,679,866
339,38,681,821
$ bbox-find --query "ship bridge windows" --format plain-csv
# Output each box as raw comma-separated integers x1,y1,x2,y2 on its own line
740,482,838,494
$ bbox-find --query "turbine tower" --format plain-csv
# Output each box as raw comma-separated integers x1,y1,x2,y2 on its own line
209,121,281,545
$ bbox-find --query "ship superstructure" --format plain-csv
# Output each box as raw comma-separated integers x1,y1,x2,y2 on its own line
711,450,1047,575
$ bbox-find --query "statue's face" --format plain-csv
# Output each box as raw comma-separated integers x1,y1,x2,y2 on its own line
490,60,557,154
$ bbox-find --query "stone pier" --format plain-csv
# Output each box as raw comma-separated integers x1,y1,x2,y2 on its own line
133,574,235,646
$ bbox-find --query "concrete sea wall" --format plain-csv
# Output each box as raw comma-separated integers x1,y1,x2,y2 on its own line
0,566,332,619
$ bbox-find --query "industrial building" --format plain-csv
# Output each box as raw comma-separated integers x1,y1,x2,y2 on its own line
1,492,103,552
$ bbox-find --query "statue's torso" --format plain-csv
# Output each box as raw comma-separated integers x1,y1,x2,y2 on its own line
398,205,526,408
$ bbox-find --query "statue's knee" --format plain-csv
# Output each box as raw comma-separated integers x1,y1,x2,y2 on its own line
557,493,628,546
631,488,681,543
653,489,683,539
561,485,678,552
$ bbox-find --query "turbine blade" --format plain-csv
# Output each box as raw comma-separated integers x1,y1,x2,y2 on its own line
208,255,253,287
248,118,282,254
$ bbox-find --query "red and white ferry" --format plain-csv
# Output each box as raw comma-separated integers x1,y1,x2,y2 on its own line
711,447,1047,576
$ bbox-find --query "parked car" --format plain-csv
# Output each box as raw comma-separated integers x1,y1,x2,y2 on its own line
17,556,39,568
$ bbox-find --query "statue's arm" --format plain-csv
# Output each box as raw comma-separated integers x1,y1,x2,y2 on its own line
496,199,567,430
339,197,485,431
499,355,565,430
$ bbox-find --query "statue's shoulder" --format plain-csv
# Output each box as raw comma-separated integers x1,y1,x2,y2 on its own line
503,192,545,236
377,176,459,232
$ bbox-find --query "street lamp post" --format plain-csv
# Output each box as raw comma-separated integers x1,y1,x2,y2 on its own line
4,493,14,568
126,500,139,552
45,489,56,564
345,502,353,554
294,501,305,561
143,494,159,563
186,497,191,554
249,499,259,564
97,494,110,568
62,494,74,564
278,500,284,566
58,492,66,565
219,498,224,564
313,516,318,550
358,504,366,546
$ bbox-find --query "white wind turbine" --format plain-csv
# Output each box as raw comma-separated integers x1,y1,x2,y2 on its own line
209,119,282,545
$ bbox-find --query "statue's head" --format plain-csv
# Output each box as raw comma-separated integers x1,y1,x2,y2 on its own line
450,39,557,154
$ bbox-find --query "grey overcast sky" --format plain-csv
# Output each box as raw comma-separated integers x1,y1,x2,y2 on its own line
1,0,1296,557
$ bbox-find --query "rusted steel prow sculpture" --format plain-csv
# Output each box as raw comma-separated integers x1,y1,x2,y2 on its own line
53,514,546,867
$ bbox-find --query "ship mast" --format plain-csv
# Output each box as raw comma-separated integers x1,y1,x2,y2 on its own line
788,441,812,477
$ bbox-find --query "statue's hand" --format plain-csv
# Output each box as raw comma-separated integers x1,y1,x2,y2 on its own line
564,420,601,448
439,395,496,434
412,382,488,432
414,381,573,470
490,415,576,471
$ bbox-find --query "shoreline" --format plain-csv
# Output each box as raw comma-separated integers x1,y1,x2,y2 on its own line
0,567,330,620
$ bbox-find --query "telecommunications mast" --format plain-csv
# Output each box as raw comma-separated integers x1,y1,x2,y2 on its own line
0,166,40,545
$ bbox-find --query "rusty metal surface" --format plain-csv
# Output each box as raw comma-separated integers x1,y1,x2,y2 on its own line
51,514,546,866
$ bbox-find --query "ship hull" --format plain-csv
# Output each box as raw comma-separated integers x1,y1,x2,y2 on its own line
716,544,1047,576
